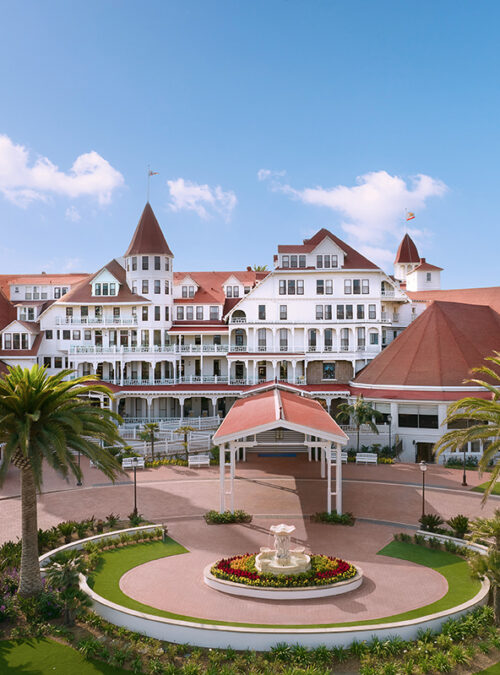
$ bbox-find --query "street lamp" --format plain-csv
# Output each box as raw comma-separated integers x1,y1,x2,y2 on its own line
462,445,468,487
76,451,82,486
419,461,427,519
131,457,140,516
387,414,392,454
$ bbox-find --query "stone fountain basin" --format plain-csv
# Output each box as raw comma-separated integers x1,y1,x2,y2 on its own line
255,549,311,576
203,563,364,600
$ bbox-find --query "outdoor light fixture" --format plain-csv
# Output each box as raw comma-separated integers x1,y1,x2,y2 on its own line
462,446,468,487
419,461,427,519
130,456,141,516
387,414,392,452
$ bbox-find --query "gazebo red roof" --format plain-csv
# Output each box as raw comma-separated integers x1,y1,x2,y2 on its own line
213,386,348,444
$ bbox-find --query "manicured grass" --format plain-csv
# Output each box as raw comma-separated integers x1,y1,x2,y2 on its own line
472,482,500,495
89,539,481,629
0,638,127,674
475,663,500,674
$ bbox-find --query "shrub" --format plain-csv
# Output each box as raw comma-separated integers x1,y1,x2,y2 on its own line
75,521,89,539
312,511,355,526
58,521,75,543
204,509,252,524
419,513,444,532
129,512,145,527
106,513,120,528
446,514,469,538
95,519,105,533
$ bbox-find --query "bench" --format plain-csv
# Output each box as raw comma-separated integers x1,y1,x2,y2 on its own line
355,452,378,465
188,453,210,468
341,451,348,464
122,457,145,470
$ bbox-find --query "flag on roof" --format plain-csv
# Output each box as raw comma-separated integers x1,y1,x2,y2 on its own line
406,211,415,221
148,170,159,176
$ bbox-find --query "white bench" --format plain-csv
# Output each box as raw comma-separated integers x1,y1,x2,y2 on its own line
122,457,145,470
188,453,210,468
355,452,378,465
341,451,348,464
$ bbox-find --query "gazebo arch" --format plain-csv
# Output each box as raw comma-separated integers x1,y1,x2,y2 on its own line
213,385,349,516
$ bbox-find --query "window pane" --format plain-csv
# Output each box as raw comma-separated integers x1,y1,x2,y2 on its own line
353,279,361,294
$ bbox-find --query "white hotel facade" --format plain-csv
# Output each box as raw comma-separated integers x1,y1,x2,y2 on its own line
0,203,497,463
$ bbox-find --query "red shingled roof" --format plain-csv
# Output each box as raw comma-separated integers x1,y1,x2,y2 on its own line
0,332,43,357
0,273,88,298
213,386,348,443
57,260,149,305
354,300,500,388
125,203,173,257
173,271,267,304
394,234,420,264
0,290,16,331
407,287,500,314
278,228,378,270
410,258,443,272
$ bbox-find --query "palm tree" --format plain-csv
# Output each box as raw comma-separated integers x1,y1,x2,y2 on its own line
139,422,160,461
434,352,500,501
336,396,382,453
466,510,500,625
174,425,195,461
252,264,268,272
0,365,124,597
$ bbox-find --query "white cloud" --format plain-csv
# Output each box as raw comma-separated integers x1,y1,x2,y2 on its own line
62,257,83,272
167,178,237,222
261,169,447,268
65,206,81,222
0,134,124,207
257,168,286,182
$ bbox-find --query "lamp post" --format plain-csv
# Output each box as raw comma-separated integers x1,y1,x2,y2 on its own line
387,414,392,454
462,445,468,487
419,461,427,519
131,457,139,516
76,451,82,486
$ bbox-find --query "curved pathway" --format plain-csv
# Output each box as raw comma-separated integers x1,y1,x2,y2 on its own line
0,457,497,545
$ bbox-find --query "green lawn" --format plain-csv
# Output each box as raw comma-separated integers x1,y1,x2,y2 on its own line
89,538,481,629
472,482,500,495
475,663,500,674
0,639,127,674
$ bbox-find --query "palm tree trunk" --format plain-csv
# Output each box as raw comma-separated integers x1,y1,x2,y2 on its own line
494,584,500,626
151,436,155,462
18,466,43,597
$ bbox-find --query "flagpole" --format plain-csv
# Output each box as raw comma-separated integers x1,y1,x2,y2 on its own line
147,165,150,202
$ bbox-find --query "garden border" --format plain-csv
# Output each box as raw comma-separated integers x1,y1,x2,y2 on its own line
39,528,490,650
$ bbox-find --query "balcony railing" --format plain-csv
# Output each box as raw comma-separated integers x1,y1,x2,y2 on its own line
230,317,247,323
56,317,138,326
70,344,229,355
100,375,306,387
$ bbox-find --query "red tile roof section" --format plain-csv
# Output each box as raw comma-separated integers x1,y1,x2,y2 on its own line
57,260,149,305
354,301,500,388
213,387,347,441
407,287,500,314
0,290,16,331
0,332,43,357
0,273,88,298
410,258,443,272
394,234,420,264
125,203,173,257
277,228,379,270
173,271,268,305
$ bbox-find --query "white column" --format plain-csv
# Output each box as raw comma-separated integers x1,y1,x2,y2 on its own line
211,396,219,418
230,444,236,514
320,445,326,478
272,360,277,381
336,442,342,515
146,398,153,420
219,443,226,513
327,445,332,514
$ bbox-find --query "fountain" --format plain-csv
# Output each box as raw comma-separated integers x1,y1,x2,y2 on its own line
255,524,311,575
203,522,363,599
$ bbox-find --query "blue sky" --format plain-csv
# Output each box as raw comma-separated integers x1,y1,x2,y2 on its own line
0,0,498,287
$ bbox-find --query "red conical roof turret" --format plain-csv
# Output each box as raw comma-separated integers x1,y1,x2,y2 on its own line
125,203,173,257
394,233,419,264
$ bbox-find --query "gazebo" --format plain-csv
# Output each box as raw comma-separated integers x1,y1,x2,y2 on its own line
212,384,349,515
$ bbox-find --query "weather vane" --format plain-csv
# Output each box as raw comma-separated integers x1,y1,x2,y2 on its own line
147,165,159,202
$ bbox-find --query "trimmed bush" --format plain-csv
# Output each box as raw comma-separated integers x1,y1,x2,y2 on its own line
204,509,252,524
312,511,355,526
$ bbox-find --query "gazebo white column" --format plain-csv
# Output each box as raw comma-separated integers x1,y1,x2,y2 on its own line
219,442,237,513
325,442,343,515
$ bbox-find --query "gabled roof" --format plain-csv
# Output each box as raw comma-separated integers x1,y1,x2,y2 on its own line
125,203,173,257
394,234,420,264
213,386,348,444
408,258,443,273
277,228,379,270
354,300,500,388
52,259,149,305
173,270,267,304
0,290,16,331
0,273,88,298
0,332,43,357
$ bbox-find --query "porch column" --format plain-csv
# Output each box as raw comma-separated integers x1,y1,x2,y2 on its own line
291,360,297,384
146,398,153,420
327,444,332,514
336,442,343,515
219,443,226,513
272,360,277,381
210,396,219,418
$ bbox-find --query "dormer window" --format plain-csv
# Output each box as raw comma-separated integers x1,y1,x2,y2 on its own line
282,255,289,268
93,282,117,296
299,255,306,268
426,272,432,282
182,285,195,298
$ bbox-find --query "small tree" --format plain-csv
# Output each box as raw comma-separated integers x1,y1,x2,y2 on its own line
336,396,382,453
252,264,268,272
139,422,160,461
174,425,195,461
44,550,90,625
467,510,500,625
434,352,500,501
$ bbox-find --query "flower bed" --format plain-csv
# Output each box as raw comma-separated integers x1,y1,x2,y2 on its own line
211,553,357,588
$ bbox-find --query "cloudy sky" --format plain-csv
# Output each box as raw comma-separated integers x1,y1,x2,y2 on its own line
0,0,498,286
